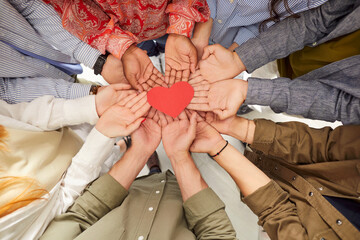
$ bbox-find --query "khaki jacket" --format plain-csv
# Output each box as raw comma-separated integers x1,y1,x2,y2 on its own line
243,119,360,240
41,171,236,240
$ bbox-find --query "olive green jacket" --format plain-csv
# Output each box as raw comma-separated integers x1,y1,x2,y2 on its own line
40,171,236,240
244,119,360,240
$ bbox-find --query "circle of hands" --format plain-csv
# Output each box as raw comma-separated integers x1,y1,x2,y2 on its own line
96,34,248,162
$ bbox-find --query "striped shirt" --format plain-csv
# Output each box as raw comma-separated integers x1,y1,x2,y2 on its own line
207,0,328,48
0,0,101,103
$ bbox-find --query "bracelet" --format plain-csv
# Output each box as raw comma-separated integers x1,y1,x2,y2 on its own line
209,140,228,158
89,85,101,95
93,52,109,75
123,135,132,150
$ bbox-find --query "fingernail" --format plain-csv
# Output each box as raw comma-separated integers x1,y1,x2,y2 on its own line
141,118,147,123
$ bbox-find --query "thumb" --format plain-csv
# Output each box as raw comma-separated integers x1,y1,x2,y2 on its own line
201,45,214,60
213,109,228,120
189,49,198,73
125,117,145,135
111,83,132,91
188,112,197,137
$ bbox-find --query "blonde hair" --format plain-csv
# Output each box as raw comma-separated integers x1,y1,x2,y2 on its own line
0,126,48,218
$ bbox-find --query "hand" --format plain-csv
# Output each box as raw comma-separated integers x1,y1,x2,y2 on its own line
96,92,150,138
187,79,248,120
201,111,237,136
95,83,137,116
101,54,128,84
130,117,161,156
139,70,167,91
184,110,225,155
165,34,197,85
159,111,197,159
122,45,162,91
188,70,209,86
198,44,245,82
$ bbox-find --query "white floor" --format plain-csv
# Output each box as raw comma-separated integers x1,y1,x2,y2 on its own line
78,59,341,240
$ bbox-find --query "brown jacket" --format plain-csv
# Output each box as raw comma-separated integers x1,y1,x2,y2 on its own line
243,119,360,240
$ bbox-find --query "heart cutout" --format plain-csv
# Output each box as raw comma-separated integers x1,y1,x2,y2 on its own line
147,82,194,118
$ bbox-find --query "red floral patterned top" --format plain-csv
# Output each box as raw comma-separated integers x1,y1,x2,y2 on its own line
43,0,210,59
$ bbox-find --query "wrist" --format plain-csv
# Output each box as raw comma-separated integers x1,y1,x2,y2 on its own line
208,139,228,157
232,51,246,73
121,44,138,60
168,151,191,165
94,52,109,75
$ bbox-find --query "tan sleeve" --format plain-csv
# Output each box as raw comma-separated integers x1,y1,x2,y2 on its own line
250,119,360,164
40,174,128,240
183,188,236,240
243,180,309,240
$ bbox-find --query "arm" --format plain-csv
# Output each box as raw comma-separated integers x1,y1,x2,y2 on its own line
9,0,101,68
245,56,360,125
191,18,213,60
235,0,359,72
0,95,98,130
160,111,236,239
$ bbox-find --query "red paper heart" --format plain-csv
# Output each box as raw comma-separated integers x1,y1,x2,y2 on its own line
147,82,194,118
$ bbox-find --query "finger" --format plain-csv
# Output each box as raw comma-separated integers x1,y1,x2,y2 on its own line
188,74,203,85
134,102,151,118
146,79,155,87
201,45,215,60
110,83,133,91
125,117,145,135
141,82,151,91
158,111,168,127
189,70,201,80
147,107,157,119
153,110,160,122
188,112,197,135
175,70,182,83
142,61,154,83
197,111,206,118
178,111,187,120
130,94,148,112
194,90,208,97
165,64,171,84
187,103,211,111
213,109,230,120
181,69,190,82
165,113,173,123
125,91,147,108
169,69,176,86
193,84,210,91
190,97,208,104
189,50,197,73
118,92,138,106
154,78,167,87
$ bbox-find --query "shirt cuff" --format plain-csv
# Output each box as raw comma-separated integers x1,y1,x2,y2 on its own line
63,95,99,126
183,188,225,229
249,119,276,155
245,77,274,106
86,173,128,210
67,83,92,99
74,43,102,69
234,39,270,73
166,14,195,38
243,180,288,217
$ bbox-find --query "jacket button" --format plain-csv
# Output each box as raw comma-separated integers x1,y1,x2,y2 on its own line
320,238,325,240
336,219,342,225
292,176,296,181
309,192,313,196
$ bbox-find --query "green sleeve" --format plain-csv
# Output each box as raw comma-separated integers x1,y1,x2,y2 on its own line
183,188,236,240
40,174,128,240
250,119,360,164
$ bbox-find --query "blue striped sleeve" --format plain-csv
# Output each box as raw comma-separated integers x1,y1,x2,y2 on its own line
0,77,91,104
206,0,217,19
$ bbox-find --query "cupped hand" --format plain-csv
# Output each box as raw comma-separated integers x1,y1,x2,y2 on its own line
95,83,137,116
165,34,197,86
159,111,197,159
96,92,150,138
187,79,248,120
198,44,245,83
139,68,167,91
130,117,161,156
122,45,162,91
184,110,225,154
201,111,237,136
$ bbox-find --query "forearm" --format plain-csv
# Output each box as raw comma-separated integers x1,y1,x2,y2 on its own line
213,144,270,197
192,18,213,42
170,153,208,201
0,77,91,104
109,147,150,190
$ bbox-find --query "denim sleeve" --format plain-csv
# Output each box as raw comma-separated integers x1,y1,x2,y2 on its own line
0,77,91,104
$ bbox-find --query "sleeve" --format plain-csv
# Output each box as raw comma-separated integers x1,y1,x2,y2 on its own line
243,180,308,240
166,0,210,38
206,0,216,20
234,0,358,72
232,24,260,46
40,174,128,240
244,57,360,125
0,77,91,104
0,95,99,130
249,119,360,165
183,188,236,240
8,0,101,68
43,0,137,60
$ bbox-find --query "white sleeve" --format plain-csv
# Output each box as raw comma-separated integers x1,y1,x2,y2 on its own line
60,127,117,211
0,95,99,130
